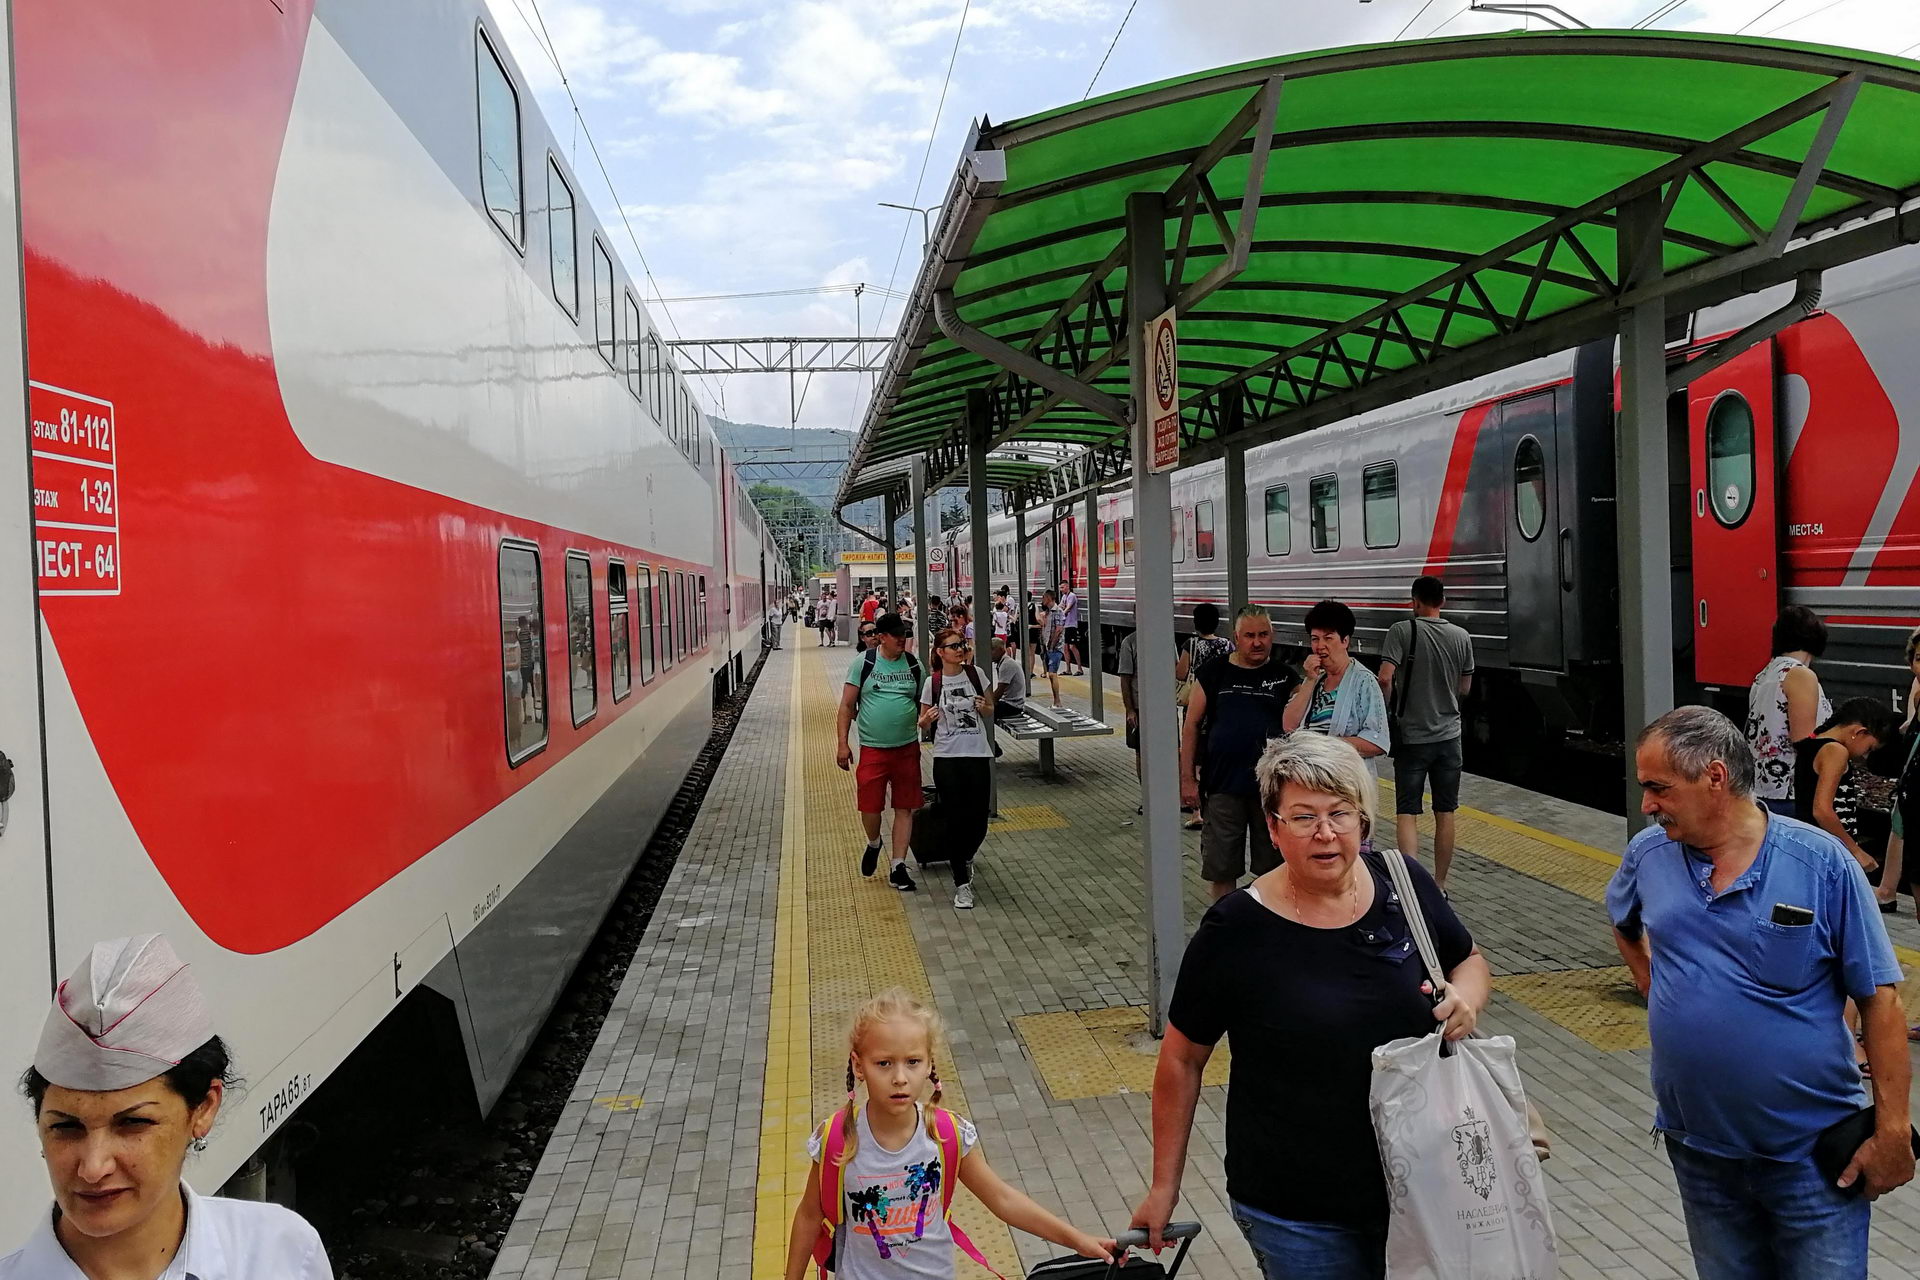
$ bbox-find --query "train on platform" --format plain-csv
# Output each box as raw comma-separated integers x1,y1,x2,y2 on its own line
0,0,785,1231
951,241,1920,763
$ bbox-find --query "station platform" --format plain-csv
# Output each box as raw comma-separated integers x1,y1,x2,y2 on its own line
487,626,1920,1280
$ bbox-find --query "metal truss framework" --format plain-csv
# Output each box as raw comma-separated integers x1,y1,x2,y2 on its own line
665,337,894,375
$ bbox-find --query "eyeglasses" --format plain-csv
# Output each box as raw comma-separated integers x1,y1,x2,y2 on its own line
1271,809,1362,836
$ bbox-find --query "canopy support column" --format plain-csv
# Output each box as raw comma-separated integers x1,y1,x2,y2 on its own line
1224,443,1249,617
1016,508,1030,682
967,391,998,766
1085,488,1104,722
1127,191,1183,1036
1616,192,1673,826
883,492,899,616
911,463,931,671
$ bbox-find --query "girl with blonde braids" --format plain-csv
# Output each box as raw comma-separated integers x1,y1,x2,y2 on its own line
784,989,1114,1279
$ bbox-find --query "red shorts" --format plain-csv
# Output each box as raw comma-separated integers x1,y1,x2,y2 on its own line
855,743,924,813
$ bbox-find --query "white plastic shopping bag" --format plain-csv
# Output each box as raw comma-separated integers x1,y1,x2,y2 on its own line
1369,1031,1557,1280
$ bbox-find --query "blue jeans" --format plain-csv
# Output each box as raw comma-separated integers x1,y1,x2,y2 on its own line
1230,1199,1385,1280
1666,1137,1870,1280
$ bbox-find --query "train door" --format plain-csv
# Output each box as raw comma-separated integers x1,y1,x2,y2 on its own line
1687,343,1779,687
0,19,54,1207
1500,390,1566,669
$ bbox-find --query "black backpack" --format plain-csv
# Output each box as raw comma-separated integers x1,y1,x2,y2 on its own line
854,646,924,703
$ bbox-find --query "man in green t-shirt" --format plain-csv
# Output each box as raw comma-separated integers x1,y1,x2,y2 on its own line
835,613,925,891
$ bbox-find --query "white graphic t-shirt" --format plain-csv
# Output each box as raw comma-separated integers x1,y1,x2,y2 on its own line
808,1106,980,1280
920,667,994,758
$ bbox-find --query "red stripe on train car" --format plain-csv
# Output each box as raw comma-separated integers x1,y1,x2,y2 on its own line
1422,403,1494,579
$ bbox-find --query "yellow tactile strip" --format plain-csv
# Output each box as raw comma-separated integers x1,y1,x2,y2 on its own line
1493,966,1652,1052
751,642,1020,1279
1014,1006,1231,1101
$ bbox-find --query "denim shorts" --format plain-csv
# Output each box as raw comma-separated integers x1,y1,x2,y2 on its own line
1392,735,1463,815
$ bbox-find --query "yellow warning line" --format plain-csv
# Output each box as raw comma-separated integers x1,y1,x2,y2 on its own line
754,643,1021,1279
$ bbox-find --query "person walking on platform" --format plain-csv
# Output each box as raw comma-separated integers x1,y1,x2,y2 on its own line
766,601,784,650
919,628,995,909
4,935,334,1279
1747,605,1832,815
1282,599,1389,763
948,603,973,645
1609,707,1912,1280
1794,698,1898,878
989,635,1027,723
818,591,839,646
784,989,1117,1280
1132,733,1488,1276
1181,605,1298,899
1060,579,1084,676
837,613,925,892
1039,589,1068,709
1377,576,1475,889
1174,604,1233,831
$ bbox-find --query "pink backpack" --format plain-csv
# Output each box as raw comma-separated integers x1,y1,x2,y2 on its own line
810,1105,1004,1278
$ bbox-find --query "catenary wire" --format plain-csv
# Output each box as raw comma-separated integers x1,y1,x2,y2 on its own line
1735,0,1795,34
1394,0,1445,40
1083,0,1142,99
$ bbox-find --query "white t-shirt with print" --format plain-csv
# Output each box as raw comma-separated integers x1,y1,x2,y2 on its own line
808,1106,980,1280
920,667,994,758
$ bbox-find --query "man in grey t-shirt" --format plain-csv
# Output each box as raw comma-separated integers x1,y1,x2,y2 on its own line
1378,575,1475,888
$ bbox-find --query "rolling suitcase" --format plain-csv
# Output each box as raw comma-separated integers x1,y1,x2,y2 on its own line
1026,1221,1199,1280
909,785,951,865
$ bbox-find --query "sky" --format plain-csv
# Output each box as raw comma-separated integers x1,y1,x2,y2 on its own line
481,0,1920,435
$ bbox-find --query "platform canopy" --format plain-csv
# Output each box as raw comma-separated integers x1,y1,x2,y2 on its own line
835,29,1920,516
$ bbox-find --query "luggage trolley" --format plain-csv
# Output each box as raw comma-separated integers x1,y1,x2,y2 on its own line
1027,1221,1200,1279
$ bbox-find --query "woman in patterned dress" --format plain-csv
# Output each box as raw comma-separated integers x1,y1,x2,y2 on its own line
1746,606,1831,815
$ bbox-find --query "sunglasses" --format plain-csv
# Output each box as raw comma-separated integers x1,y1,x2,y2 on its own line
938,641,971,651
859,629,878,638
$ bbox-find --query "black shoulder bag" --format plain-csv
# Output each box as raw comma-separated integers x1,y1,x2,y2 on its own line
1388,618,1422,758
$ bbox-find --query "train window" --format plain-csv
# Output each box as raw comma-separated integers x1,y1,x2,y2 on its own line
547,159,577,318
658,568,674,668
1513,436,1546,542
1309,473,1340,551
647,334,665,420
637,565,656,682
499,542,547,765
1172,509,1186,563
1123,517,1136,566
1706,393,1756,528
565,552,596,726
675,571,687,657
593,240,616,368
624,294,643,399
1363,462,1399,549
1195,501,1216,561
608,561,632,702
698,574,708,644
475,31,523,248
1264,485,1291,555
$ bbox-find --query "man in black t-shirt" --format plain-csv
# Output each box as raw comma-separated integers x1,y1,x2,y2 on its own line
1179,605,1298,899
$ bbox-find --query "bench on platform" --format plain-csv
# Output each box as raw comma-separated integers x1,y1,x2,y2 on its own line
996,704,1113,779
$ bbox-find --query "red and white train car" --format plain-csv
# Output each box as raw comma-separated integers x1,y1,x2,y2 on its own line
952,243,1920,753
0,0,780,1228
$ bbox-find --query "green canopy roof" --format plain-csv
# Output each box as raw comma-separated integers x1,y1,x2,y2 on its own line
837,29,1920,515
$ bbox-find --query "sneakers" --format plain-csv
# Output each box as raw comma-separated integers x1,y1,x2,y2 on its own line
953,883,974,909
889,863,917,892
860,841,881,878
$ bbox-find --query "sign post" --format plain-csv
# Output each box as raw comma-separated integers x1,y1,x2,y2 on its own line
1146,307,1179,475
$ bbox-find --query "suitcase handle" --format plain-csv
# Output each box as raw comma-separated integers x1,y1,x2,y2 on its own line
1111,1221,1200,1278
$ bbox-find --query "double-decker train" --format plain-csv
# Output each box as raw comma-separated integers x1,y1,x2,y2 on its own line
952,241,1920,758
0,0,783,1229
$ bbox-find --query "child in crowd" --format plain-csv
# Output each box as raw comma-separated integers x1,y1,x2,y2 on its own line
784,990,1114,1279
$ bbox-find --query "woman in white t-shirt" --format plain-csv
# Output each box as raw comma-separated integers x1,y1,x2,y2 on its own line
916,629,996,909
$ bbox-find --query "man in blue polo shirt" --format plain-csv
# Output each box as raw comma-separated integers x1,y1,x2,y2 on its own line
1608,706,1911,1280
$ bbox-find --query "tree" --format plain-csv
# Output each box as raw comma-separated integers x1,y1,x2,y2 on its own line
748,482,831,580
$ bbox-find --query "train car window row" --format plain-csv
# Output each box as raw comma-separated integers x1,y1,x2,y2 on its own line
1513,436,1547,542
499,541,548,766
1123,517,1136,566
547,158,577,319
1195,500,1215,561
1101,520,1118,569
593,240,616,369
476,30,523,249
637,565,656,683
566,552,597,727
1363,462,1399,549
1264,485,1291,555
1310,473,1340,552
609,561,632,702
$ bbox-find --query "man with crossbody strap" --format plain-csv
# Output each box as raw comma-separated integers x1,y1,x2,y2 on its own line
838,613,926,890
1377,576,1474,889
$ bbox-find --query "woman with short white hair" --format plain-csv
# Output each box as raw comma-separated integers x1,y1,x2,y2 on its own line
1131,733,1490,1279
4,935,332,1278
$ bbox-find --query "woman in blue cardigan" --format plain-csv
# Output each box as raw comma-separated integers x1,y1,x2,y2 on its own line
1283,599,1390,760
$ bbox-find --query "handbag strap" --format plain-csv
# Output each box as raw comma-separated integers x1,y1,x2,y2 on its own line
1392,619,1421,718
1383,848,1444,993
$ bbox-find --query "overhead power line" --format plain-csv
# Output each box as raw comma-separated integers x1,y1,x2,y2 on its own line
1084,0,1142,99
1394,0,1446,40
875,0,974,338
1735,0,1794,34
